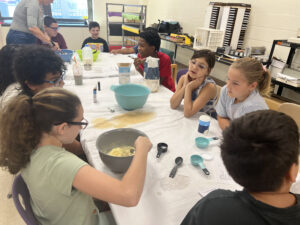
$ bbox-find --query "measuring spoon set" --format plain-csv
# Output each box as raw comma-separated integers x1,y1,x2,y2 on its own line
156,140,214,178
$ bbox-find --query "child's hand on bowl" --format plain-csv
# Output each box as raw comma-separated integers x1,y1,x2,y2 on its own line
134,136,152,153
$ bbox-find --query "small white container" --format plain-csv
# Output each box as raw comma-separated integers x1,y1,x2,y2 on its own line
117,62,131,84
198,115,211,135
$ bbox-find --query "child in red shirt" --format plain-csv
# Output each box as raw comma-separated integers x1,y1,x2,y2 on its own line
134,29,175,92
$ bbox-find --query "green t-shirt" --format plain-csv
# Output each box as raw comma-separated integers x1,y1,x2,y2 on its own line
21,145,100,225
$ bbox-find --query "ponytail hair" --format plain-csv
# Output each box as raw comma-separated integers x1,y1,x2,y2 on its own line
231,57,271,96
0,88,81,174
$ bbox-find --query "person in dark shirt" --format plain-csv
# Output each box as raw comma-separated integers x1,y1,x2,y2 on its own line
81,21,109,52
181,110,300,225
37,16,67,49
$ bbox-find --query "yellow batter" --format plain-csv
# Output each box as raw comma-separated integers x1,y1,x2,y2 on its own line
107,146,135,157
93,111,155,129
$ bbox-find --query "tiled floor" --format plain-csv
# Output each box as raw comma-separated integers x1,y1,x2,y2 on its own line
0,169,25,225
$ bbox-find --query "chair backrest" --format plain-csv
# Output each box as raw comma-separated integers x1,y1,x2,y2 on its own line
12,174,39,225
214,84,222,106
176,68,188,84
264,97,282,111
278,103,300,129
160,48,174,63
171,64,178,85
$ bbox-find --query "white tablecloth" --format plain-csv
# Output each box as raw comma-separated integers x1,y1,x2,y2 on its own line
64,53,300,225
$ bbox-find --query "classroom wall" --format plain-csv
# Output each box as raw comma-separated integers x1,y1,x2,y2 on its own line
146,0,300,65
145,0,300,102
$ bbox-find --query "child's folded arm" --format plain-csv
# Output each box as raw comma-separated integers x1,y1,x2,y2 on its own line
170,76,186,109
217,115,230,130
184,82,216,118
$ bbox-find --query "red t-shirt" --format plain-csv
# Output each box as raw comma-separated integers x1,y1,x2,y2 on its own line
138,52,175,92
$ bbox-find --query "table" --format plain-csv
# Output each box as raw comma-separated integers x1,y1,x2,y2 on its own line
266,40,300,96
160,34,194,62
64,53,300,225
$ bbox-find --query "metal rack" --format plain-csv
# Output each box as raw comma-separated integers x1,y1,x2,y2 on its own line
106,3,147,47
266,40,300,96
204,2,251,49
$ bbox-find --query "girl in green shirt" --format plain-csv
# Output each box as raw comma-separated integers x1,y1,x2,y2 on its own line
0,88,152,225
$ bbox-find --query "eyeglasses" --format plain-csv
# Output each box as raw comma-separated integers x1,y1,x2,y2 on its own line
48,26,59,31
44,75,64,87
66,118,89,129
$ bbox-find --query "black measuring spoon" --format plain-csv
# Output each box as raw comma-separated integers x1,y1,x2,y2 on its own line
169,157,183,178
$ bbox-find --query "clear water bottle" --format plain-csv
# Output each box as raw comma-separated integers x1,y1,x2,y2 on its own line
82,44,93,70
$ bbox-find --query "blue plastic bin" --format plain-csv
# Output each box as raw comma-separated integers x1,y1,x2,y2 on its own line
56,49,73,62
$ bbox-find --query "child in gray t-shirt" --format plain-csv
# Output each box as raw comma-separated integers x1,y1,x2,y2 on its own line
216,57,270,130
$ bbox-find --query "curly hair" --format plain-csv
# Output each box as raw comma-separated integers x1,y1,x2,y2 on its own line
0,45,23,95
221,110,299,192
139,29,161,51
13,45,66,96
231,57,271,96
0,87,81,174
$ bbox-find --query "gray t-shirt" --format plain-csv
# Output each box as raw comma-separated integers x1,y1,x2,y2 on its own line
216,86,268,120
21,145,100,225
10,0,44,34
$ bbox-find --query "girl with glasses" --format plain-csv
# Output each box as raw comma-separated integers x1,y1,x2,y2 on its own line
14,45,66,97
0,87,152,225
170,49,218,118
1,45,84,156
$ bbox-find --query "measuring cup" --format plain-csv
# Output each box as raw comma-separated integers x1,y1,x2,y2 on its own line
156,142,168,158
190,155,210,175
195,137,218,149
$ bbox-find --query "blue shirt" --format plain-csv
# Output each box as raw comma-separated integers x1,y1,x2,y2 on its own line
216,86,268,120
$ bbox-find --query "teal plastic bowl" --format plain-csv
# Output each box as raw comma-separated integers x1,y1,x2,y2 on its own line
110,84,150,110
195,137,210,149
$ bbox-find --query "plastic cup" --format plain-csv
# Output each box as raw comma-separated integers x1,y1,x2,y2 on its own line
73,64,83,85
74,75,83,85
198,115,211,135
117,63,131,84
